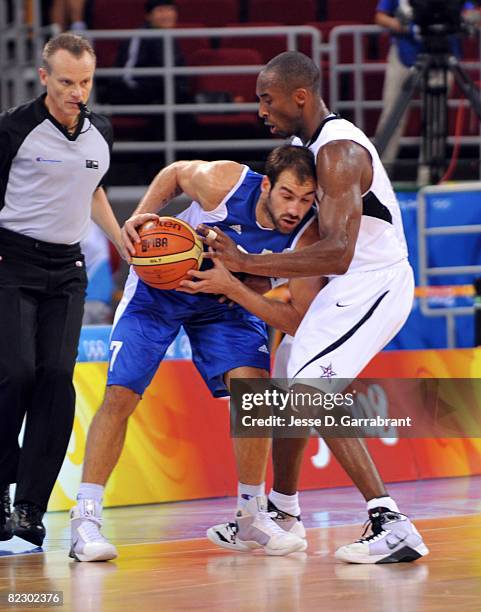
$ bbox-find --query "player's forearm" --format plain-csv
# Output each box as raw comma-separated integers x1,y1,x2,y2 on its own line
236,238,351,278
228,279,302,336
134,164,182,215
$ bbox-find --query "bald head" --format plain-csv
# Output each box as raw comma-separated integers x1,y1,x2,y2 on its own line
256,51,327,142
260,52,321,94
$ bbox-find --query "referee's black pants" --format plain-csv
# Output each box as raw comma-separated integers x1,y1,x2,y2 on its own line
0,228,87,511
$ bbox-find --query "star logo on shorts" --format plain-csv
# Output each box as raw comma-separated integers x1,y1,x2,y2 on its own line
320,363,336,379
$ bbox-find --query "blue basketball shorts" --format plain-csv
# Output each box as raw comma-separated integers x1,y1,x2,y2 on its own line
107,271,270,397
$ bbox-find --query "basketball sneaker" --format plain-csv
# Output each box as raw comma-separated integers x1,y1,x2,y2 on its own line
69,499,118,562
0,486,13,541
334,507,429,564
206,495,306,556
266,499,307,544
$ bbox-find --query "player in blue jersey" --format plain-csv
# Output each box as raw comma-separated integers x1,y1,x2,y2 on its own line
69,144,317,561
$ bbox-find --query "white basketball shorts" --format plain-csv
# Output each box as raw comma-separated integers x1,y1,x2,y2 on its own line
274,260,414,382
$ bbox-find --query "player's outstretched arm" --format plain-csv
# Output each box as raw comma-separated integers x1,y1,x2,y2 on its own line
205,141,368,278
122,160,244,256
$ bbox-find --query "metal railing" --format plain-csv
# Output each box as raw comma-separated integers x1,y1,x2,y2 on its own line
330,24,481,174
0,14,323,164
417,182,481,347
0,0,45,106
87,25,323,163
2,9,480,168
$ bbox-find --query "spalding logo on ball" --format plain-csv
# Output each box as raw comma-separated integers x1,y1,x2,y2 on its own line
131,217,203,289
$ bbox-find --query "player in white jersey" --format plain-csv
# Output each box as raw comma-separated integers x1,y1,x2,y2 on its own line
190,51,429,564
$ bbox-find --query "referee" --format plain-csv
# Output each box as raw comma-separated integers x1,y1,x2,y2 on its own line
0,33,123,547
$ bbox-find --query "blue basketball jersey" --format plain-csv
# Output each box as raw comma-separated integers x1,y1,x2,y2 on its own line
108,165,316,398
177,166,315,257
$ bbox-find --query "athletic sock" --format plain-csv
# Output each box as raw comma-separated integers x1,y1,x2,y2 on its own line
237,482,265,510
77,482,104,504
366,495,400,513
268,489,301,517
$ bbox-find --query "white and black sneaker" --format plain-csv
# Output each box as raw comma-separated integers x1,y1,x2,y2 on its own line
334,507,429,564
266,499,307,550
207,495,305,556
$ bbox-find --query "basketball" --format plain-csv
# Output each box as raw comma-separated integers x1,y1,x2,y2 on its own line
131,217,203,289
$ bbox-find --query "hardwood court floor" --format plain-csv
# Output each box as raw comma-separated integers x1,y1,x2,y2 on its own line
1,478,481,611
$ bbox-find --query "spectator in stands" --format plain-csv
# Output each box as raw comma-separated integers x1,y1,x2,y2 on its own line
109,0,189,105
374,0,477,181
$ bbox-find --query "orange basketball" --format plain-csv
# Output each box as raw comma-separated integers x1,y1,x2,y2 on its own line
131,217,203,289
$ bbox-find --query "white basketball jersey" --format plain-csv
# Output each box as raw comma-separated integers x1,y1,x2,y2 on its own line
292,115,408,275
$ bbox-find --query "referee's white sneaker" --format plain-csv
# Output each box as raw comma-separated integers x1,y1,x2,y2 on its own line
206,495,306,556
334,508,429,564
69,500,118,562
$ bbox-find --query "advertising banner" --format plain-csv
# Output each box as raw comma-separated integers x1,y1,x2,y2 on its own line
48,334,481,510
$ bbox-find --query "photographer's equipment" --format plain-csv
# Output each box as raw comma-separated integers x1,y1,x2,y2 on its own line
375,0,481,183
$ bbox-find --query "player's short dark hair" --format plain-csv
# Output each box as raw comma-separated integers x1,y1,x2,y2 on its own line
265,144,316,188
42,33,96,73
261,51,321,94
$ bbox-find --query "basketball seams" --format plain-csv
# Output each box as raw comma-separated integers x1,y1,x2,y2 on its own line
131,244,203,266
133,216,203,289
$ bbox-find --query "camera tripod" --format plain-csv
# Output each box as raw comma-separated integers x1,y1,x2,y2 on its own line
375,47,481,183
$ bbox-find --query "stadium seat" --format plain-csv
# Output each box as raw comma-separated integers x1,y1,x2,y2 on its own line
299,21,362,62
92,0,144,29
247,0,317,25
176,0,240,27
376,31,391,62
219,22,286,64
176,22,211,60
188,48,263,134
462,35,480,61
325,0,378,23
91,0,145,68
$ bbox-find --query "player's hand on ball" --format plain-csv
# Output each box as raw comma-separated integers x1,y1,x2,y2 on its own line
196,224,247,273
122,213,160,257
177,249,240,297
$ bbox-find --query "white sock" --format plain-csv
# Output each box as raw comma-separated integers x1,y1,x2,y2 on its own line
268,489,301,517
366,496,399,513
77,482,104,503
237,482,265,508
